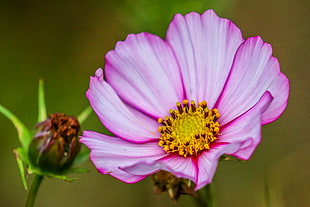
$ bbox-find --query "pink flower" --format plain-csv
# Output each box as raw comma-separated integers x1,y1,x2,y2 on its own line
81,10,289,190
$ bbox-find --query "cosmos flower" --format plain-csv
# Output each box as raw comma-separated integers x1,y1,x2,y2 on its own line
81,9,289,190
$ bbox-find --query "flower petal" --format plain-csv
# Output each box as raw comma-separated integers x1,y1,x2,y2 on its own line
105,33,183,118
219,92,273,160
123,154,197,183
195,143,241,190
261,72,289,124
87,68,159,143
124,144,241,191
80,131,166,183
166,10,243,107
158,155,197,182
216,37,288,125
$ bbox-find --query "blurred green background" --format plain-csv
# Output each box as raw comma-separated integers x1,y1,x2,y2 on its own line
1,0,309,206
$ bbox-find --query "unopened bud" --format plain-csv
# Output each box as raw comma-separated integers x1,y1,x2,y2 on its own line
28,113,81,174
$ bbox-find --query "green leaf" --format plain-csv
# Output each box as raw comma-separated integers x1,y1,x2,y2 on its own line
72,150,90,166
14,148,28,190
0,104,32,151
37,79,47,123
77,106,92,124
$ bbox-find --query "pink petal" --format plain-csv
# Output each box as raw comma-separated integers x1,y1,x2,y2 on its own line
261,72,289,124
105,33,184,118
158,155,198,181
219,92,273,160
124,144,241,190
87,68,159,143
166,10,243,107
80,131,166,183
216,37,288,125
123,154,197,183
195,143,241,190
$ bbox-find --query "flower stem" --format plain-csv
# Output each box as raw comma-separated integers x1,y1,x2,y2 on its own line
195,184,214,207
25,175,44,207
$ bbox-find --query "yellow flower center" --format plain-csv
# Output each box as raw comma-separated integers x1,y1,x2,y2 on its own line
158,100,220,157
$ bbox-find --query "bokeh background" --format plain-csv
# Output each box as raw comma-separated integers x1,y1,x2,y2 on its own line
1,0,309,206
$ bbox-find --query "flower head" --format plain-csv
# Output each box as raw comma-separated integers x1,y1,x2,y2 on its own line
81,10,289,190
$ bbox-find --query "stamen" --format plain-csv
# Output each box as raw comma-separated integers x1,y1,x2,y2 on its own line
176,102,183,113
158,100,220,157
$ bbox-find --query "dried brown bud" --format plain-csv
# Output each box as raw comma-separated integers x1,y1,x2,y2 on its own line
152,170,197,202
28,113,81,174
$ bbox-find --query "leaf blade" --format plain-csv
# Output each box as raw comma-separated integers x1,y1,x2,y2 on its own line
0,104,32,150
37,79,47,123
14,148,28,190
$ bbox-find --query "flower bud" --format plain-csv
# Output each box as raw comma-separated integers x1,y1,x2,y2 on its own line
152,170,197,202
28,113,81,174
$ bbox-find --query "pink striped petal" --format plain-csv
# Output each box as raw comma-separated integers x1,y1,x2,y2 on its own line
80,131,166,183
87,68,159,143
261,72,289,124
166,10,243,107
158,155,197,181
105,33,183,118
124,144,241,191
219,92,273,160
123,154,197,183
216,37,288,125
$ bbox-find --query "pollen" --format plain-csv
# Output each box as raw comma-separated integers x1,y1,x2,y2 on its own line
158,100,220,157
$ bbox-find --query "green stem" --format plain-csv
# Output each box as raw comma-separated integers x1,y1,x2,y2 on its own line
25,175,44,207
195,184,214,207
